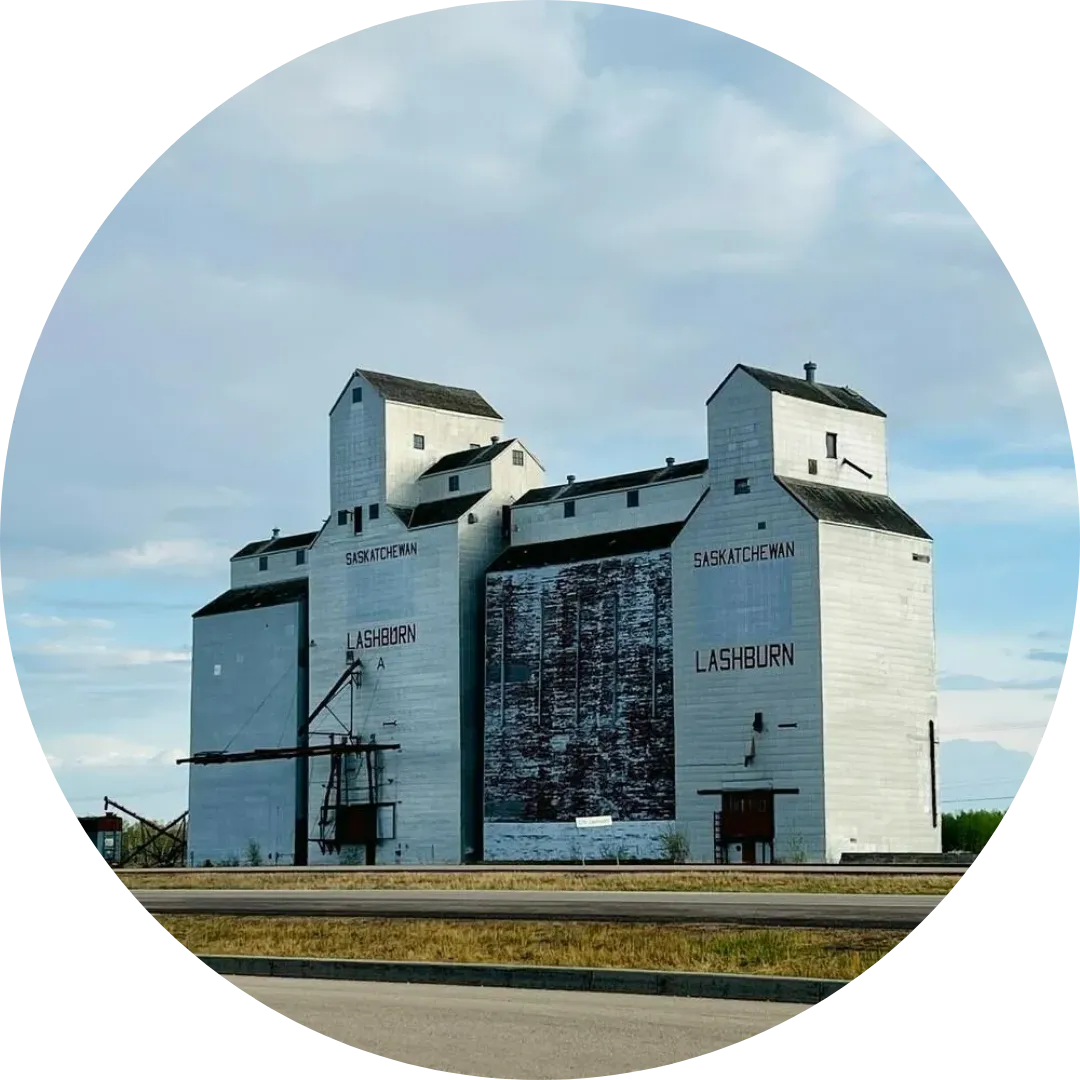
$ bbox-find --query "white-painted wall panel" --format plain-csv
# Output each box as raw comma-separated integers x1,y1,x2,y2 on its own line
772,394,888,494
819,523,939,859
307,510,464,864
674,373,826,864
384,401,502,508
511,476,705,546
230,548,312,589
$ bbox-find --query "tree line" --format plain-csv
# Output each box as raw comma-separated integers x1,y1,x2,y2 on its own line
941,809,1004,855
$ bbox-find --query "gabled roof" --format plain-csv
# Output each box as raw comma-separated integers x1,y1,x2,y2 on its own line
194,578,308,619
488,522,686,573
331,369,502,418
707,364,886,417
777,478,930,539
390,492,487,530
421,440,515,477
513,459,708,508
231,531,318,560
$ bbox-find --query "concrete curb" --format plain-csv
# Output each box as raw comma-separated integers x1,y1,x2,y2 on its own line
200,954,846,1004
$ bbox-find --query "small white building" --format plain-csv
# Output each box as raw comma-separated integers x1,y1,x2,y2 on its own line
187,363,939,865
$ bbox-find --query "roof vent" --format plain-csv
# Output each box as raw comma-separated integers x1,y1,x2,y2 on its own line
490,435,500,444
804,361,817,384
271,528,280,540
665,457,675,467
566,475,576,485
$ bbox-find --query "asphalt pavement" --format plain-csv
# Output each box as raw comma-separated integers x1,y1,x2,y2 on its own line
228,975,807,1078
136,887,939,928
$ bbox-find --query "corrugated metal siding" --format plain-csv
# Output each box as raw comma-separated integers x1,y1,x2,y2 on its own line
188,600,304,866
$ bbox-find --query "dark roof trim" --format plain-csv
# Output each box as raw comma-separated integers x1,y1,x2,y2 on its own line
777,477,931,539
706,364,886,417
488,521,686,573
514,458,707,508
231,531,318,560
329,369,502,419
421,440,515,476
391,491,486,530
194,578,308,619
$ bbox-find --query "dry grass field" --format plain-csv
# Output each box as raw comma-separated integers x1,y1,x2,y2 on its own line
123,869,956,895
158,914,907,980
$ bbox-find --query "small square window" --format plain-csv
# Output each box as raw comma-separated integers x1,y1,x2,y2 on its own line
826,432,838,459
353,507,363,535
757,521,767,530
512,449,525,467
449,475,460,493
808,458,818,475
413,434,425,450
369,503,379,520
352,386,363,404
564,500,576,518
734,478,750,495
296,549,307,566
337,510,348,526
258,556,268,572
626,490,639,508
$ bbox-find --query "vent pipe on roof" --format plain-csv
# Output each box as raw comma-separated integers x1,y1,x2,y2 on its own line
665,457,675,467
804,361,817,384
567,475,576,484
490,435,499,444
271,528,280,540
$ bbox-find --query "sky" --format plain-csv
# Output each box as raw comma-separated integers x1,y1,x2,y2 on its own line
1,1,1075,822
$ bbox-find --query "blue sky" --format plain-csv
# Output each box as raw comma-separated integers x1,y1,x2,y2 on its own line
1,1,1075,821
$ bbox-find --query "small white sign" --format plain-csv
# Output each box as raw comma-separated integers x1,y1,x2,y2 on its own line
575,815,614,829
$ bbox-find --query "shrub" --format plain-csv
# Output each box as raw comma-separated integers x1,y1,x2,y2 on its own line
658,825,691,864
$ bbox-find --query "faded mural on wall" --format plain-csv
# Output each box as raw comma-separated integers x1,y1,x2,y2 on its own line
484,549,675,824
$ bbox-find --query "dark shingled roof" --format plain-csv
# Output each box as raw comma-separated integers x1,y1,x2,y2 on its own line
777,478,930,539
391,492,486,529
357,370,502,419
194,578,308,619
514,459,708,508
421,440,515,476
488,522,685,573
231,531,318,560
709,364,886,417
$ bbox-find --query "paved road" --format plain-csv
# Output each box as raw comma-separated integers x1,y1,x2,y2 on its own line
228,976,806,1077
125,862,965,876
137,888,938,928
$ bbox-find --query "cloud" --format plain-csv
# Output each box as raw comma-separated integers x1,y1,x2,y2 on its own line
4,538,235,586
892,464,1077,520
31,738,61,773
939,674,1061,692
14,613,115,630
882,211,980,231
1027,648,1069,665
938,688,1056,756
16,639,191,669
45,734,186,771
107,539,226,572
